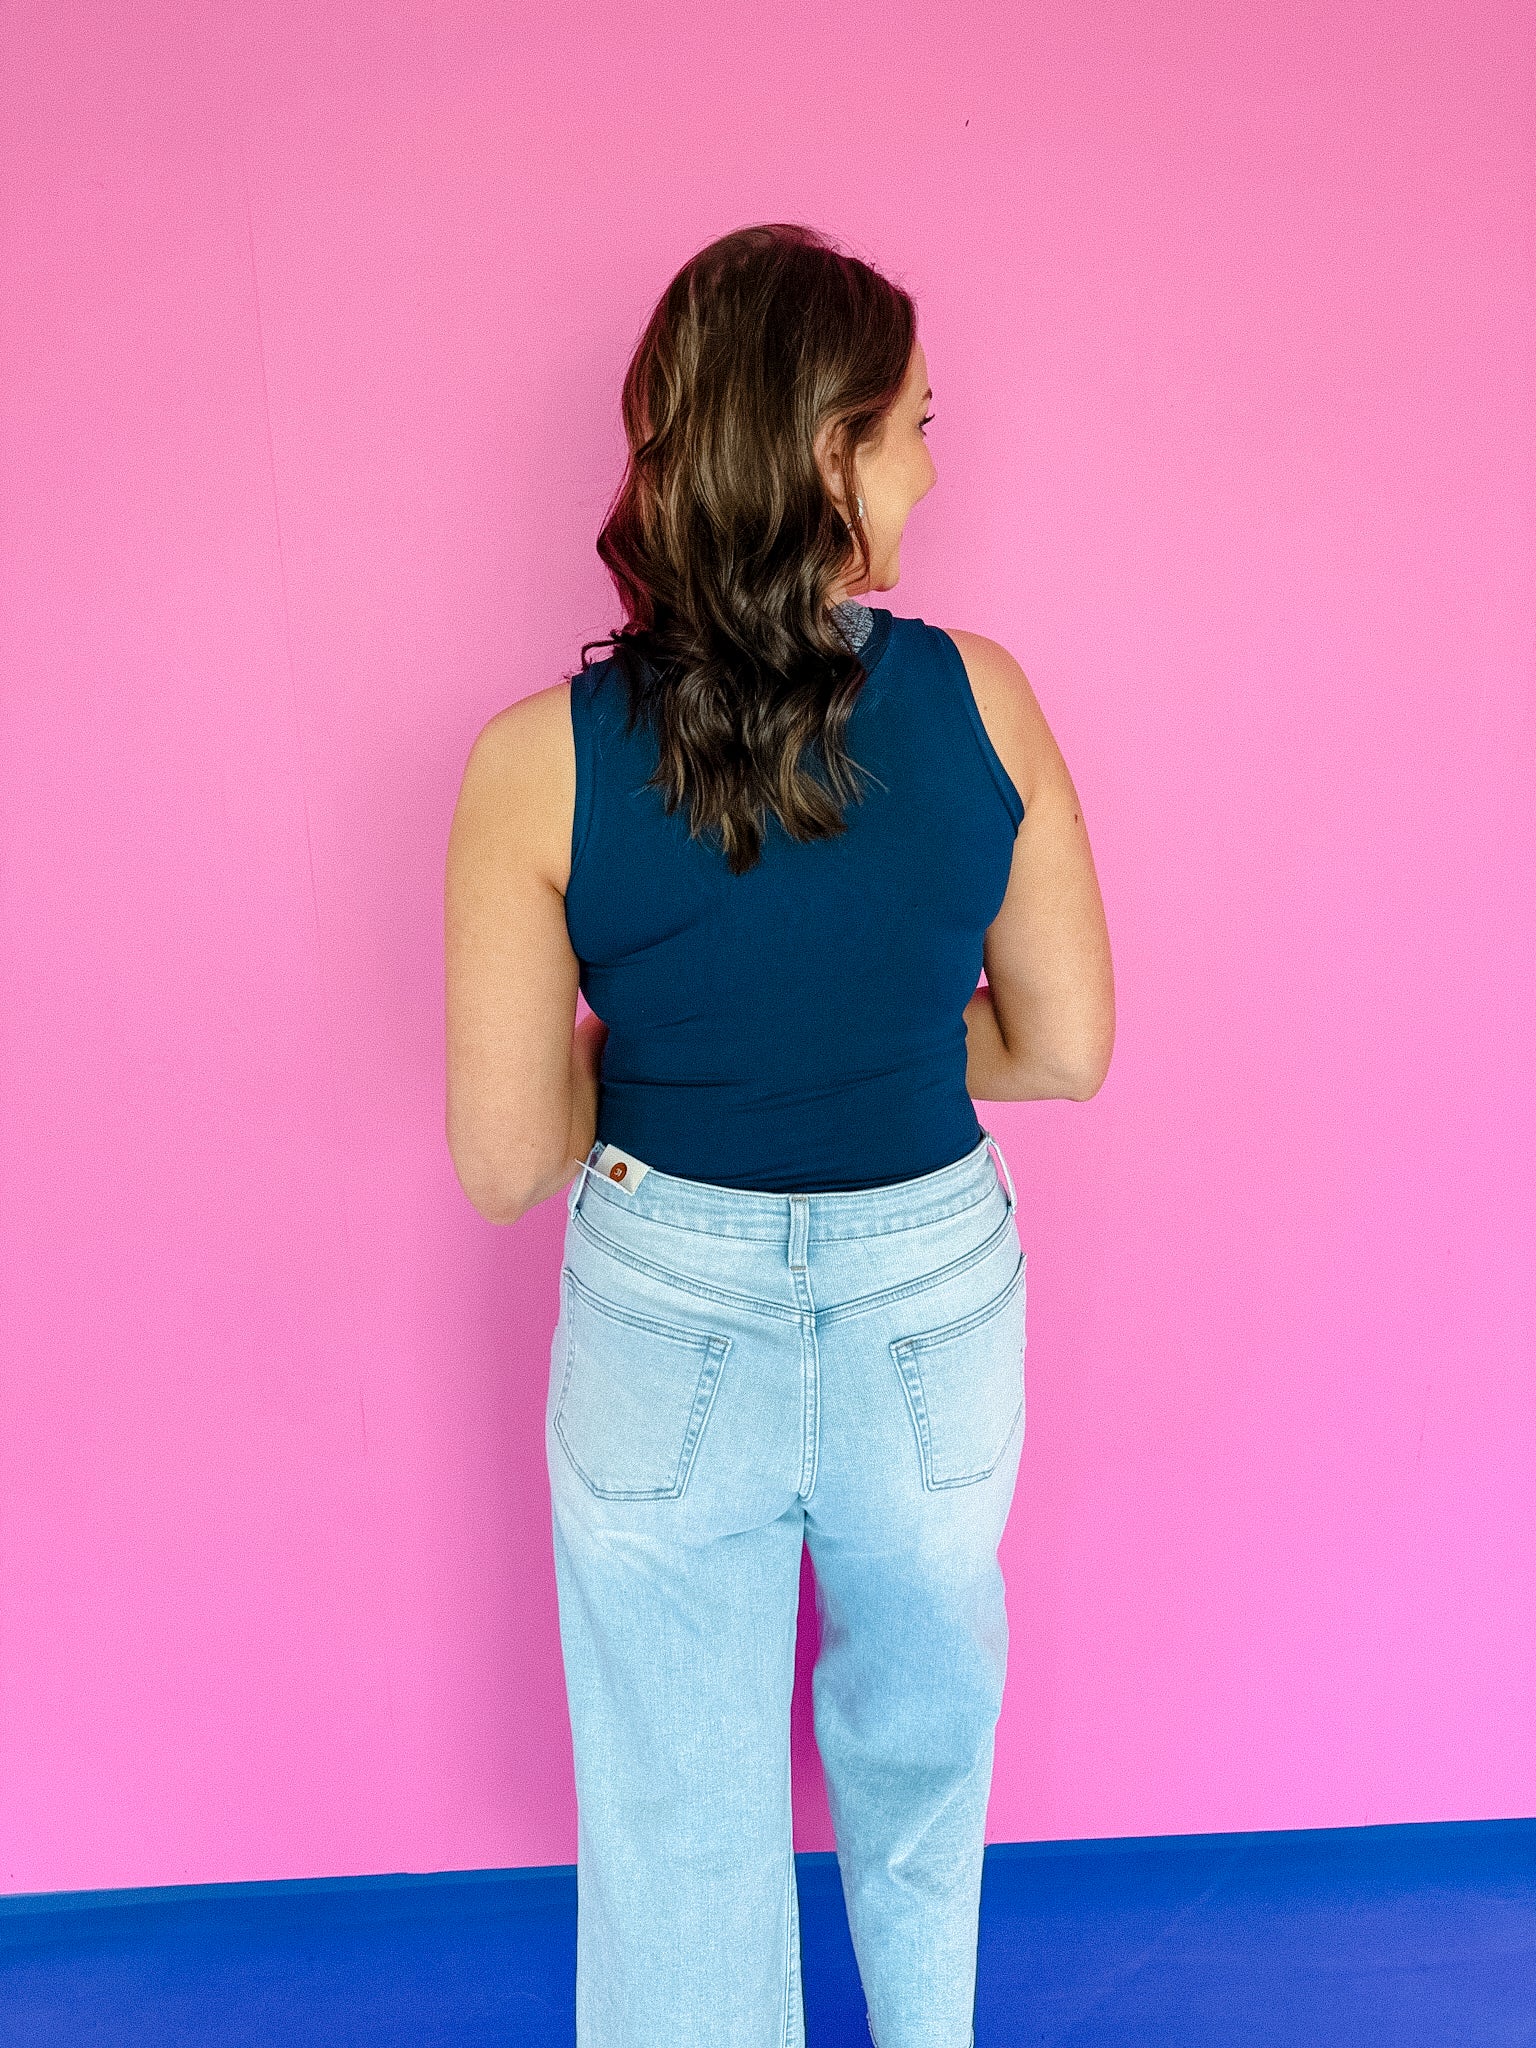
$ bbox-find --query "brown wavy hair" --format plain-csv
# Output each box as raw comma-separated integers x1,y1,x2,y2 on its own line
578,223,918,876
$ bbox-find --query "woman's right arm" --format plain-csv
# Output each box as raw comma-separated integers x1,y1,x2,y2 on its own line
949,630,1116,1103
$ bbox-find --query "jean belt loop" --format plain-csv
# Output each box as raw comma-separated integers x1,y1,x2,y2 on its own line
981,1125,1017,1215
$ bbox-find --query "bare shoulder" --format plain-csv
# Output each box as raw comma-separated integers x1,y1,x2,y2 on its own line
453,678,576,895
941,629,1069,813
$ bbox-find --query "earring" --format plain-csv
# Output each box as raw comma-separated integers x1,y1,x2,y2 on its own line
856,495,865,520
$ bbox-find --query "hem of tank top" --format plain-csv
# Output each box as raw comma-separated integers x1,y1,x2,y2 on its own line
582,1125,990,1197
927,622,1026,829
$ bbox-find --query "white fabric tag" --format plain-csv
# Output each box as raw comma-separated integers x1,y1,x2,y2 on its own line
593,1142,651,1193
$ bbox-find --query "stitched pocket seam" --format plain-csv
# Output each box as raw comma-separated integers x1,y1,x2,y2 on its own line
891,1253,1026,1490
554,1268,731,1501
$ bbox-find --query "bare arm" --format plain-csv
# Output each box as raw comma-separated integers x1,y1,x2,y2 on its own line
444,687,600,1224
947,631,1116,1102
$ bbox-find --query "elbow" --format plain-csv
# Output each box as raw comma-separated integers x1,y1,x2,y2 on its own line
1064,1011,1116,1101
1065,1063,1109,1102
451,1157,531,1227
446,1119,556,1227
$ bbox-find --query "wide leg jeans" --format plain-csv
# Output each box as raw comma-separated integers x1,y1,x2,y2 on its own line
546,1127,1027,2048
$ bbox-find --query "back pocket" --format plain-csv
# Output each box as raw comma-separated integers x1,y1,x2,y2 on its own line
891,1252,1026,1489
553,1267,731,1500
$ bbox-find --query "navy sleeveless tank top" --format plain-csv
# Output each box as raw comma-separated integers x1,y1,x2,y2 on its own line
564,605,1025,1192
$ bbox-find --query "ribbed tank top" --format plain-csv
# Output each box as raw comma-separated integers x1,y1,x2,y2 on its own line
564,605,1025,1191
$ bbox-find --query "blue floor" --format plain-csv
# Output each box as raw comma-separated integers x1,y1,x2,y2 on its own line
3,1819,1532,2045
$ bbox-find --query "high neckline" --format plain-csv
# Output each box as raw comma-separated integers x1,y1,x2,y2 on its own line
830,598,876,654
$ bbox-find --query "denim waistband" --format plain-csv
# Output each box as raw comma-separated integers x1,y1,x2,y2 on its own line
566,1127,1017,1243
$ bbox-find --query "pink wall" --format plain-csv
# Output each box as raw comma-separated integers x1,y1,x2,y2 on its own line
2,0,1532,1894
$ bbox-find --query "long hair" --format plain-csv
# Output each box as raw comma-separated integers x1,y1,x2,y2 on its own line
578,223,918,877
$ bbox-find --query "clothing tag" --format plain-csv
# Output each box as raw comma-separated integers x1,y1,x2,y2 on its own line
592,1142,651,1193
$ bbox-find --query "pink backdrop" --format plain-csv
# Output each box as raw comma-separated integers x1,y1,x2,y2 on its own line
2,0,1532,1895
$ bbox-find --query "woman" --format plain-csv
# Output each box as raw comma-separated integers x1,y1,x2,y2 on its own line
445,223,1114,2048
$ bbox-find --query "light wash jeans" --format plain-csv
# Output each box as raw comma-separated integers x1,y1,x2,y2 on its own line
546,1126,1027,2048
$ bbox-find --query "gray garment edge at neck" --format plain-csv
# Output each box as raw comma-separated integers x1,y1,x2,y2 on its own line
830,599,875,653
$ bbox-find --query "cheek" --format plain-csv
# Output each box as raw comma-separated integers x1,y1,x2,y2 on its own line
894,451,933,511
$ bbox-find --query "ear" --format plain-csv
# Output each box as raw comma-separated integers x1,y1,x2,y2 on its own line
813,415,853,515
